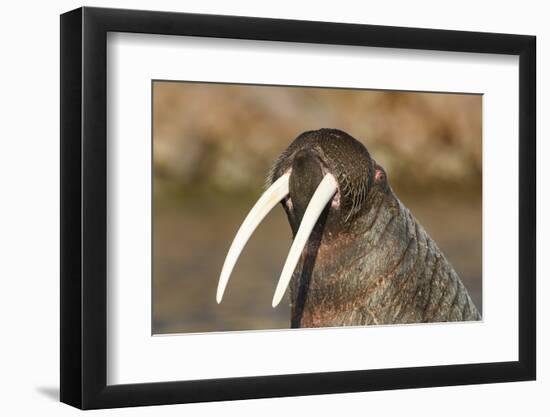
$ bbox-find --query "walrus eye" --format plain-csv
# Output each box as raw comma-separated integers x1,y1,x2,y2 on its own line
217,173,338,306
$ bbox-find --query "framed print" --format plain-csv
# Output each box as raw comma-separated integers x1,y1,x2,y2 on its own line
60,6,536,409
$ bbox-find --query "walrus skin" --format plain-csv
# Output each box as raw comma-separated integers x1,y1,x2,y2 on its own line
269,128,481,328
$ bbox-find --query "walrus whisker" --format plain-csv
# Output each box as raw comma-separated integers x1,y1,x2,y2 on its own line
216,173,290,304
272,174,338,307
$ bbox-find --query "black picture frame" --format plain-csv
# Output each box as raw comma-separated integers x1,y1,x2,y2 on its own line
60,6,536,410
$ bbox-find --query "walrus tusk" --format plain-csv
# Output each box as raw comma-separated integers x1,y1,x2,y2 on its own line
272,174,338,307
217,173,290,303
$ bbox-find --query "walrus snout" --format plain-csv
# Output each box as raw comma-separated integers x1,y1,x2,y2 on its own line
287,149,338,234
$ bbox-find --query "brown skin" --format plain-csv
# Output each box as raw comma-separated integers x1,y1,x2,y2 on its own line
269,129,480,328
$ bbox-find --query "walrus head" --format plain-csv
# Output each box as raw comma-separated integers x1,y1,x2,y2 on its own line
269,128,388,232
216,129,392,321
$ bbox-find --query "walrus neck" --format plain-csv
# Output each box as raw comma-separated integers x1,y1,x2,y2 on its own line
289,190,398,328
290,188,481,328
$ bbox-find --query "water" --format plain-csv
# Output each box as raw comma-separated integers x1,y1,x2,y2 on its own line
153,191,482,334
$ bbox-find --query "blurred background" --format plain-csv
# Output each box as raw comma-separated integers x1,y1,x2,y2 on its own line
152,81,482,334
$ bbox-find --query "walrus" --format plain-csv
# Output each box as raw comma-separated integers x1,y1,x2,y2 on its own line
217,128,480,328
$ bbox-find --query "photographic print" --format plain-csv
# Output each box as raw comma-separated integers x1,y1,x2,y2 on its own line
60,8,535,408
152,81,482,334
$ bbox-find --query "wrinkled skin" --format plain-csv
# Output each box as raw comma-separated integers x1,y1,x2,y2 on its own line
269,128,480,328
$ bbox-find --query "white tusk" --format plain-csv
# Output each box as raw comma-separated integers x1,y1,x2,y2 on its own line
217,173,290,303
271,174,338,307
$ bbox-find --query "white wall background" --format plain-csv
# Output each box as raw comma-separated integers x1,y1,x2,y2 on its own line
0,0,545,415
